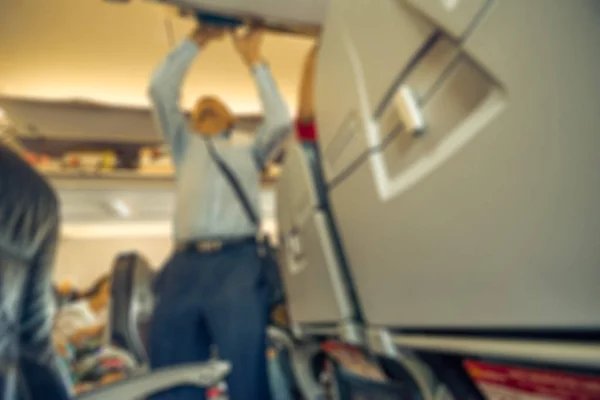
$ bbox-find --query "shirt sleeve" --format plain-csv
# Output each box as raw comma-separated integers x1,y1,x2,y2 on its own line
148,39,199,165
251,64,293,168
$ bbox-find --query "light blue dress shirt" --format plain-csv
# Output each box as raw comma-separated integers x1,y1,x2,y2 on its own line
149,39,292,241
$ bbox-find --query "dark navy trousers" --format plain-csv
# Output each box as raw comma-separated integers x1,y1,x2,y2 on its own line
148,241,271,400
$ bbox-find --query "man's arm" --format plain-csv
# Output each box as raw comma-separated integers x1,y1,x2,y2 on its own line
232,27,293,168
148,39,198,163
297,44,318,123
252,64,293,167
20,219,73,400
148,26,225,163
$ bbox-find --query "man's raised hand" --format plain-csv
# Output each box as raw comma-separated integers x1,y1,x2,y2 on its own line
231,26,265,68
190,24,226,47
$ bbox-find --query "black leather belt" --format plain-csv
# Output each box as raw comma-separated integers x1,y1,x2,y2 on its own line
175,236,256,254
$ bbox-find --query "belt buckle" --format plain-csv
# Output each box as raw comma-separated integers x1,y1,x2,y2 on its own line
197,240,223,253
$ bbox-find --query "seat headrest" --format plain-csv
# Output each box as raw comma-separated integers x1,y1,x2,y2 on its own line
0,145,58,256
107,252,156,364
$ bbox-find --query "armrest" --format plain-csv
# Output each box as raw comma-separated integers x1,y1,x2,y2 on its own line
267,325,294,349
267,326,325,399
77,361,231,400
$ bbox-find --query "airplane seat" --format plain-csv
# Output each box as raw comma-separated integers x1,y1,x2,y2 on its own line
275,139,358,400
107,252,156,366
317,0,600,331
312,0,600,396
276,140,356,339
77,255,232,399
318,0,600,332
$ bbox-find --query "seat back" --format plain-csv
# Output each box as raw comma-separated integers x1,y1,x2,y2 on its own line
107,252,156,364
315,0,600,329
0,146,73,400
276,140,357,338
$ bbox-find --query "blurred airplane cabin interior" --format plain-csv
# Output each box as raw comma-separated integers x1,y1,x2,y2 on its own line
1,0,600,399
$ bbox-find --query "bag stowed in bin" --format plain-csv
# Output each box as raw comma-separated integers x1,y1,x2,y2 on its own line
204,139,285,308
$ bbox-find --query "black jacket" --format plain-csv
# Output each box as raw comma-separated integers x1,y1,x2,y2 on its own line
0,146,72,400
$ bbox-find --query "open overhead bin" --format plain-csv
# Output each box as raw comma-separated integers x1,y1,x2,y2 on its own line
109,0,330,35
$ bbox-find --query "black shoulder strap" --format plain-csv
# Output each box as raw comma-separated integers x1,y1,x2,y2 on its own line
204,139,259,226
